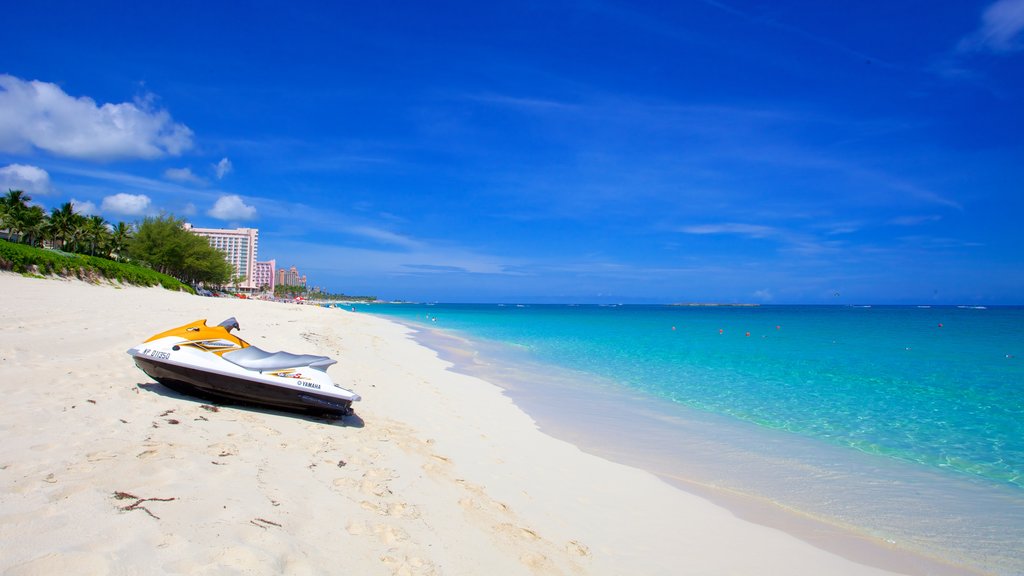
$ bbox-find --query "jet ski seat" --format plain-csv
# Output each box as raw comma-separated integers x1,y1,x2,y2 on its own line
222,346,337,372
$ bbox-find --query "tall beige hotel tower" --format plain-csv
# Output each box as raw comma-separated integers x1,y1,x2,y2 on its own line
182,224,259,291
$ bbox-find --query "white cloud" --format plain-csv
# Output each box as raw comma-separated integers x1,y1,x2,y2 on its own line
889,214,943,226
959,0,1024,52
71,198,99,215
101,193,152,216
214,157,232,179
680,223,778,238
208,194,257,220
346,225,424,250
164,167,206,184
0,163,54,195
0,74,193,160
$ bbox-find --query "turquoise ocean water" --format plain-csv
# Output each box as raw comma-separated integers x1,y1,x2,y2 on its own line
359,303,1023,574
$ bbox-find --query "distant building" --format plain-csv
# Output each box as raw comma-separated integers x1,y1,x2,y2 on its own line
277,265,307,288
253,259,276,293
183,223,259,290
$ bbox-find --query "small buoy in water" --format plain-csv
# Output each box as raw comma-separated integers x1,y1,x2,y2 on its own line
719,329,724,334
776,325,781,330
671,326,676,331
938,323,943,328
745,331,750,337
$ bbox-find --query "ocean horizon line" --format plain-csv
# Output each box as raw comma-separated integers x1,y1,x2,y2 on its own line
364,301,1023,308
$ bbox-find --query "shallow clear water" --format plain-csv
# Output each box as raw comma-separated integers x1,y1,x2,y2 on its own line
360,303,1024,574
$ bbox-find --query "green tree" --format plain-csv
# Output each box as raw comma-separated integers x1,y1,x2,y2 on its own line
127,214,233,286
1,190,32,241
19,205,47,247
107,221,132,260
126,214,180,272
83,215,110,256
46,202,85,251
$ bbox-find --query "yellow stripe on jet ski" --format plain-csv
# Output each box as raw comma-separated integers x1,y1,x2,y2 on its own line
144,319,250,352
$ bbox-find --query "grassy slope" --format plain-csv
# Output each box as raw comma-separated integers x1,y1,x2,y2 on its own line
0,240,193,292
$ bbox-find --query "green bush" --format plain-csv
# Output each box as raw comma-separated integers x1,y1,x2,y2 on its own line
0,239,193,293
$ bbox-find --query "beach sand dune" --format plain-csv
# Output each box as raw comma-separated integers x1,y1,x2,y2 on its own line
0,273,945,575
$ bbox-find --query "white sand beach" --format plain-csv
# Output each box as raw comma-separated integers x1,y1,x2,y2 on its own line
0,273,966,575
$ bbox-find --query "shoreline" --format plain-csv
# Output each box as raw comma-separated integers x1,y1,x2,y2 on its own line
0,273,980,575
385,316,999,576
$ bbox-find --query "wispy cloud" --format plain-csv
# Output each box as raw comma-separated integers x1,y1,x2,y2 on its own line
48,166,231,213
270,238,525,280
0,74,193,160
465,93,579,112
816,221,863,236
345,225,424,250
214,157,233,179
889,214,942,226
164,167,206,185
450,94,960,223
680,223,778,238
693,0,894,67
935,0,1024,84
678,221,848,259
958,0,1024,53
847,167,963,210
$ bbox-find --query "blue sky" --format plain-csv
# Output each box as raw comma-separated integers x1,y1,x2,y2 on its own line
2,1,1022,303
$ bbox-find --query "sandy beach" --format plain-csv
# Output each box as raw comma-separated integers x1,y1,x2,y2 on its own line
0,273,964,575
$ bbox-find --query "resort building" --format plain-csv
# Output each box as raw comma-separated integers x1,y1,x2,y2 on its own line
253,259,276,293
183,224,259,291
277,265,307,288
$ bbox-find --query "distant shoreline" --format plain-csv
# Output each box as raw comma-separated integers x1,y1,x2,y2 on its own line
670,302,761,307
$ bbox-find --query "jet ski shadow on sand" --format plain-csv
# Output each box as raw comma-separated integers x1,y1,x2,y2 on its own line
128,317,363,425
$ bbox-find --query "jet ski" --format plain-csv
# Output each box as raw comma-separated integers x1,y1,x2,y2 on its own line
127,317,360,417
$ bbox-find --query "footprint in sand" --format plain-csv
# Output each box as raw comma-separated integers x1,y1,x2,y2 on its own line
344,468,394,497
519,552,554,572
206,443,238,458
345,519,366,535
380,554,437,576
373,523,409,545
85,450,119,462
362,478,391,497
359,499,420,519
345,520,409,545
496,523,540,542
332,477,359,492
566,540,591,558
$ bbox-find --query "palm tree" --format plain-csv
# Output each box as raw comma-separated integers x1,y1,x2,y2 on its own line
19,206,47,247
47,202,81,251
2,189,31,211
107,221,132,260
83,215,110,256
1,190,32,242
0,202,9,239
